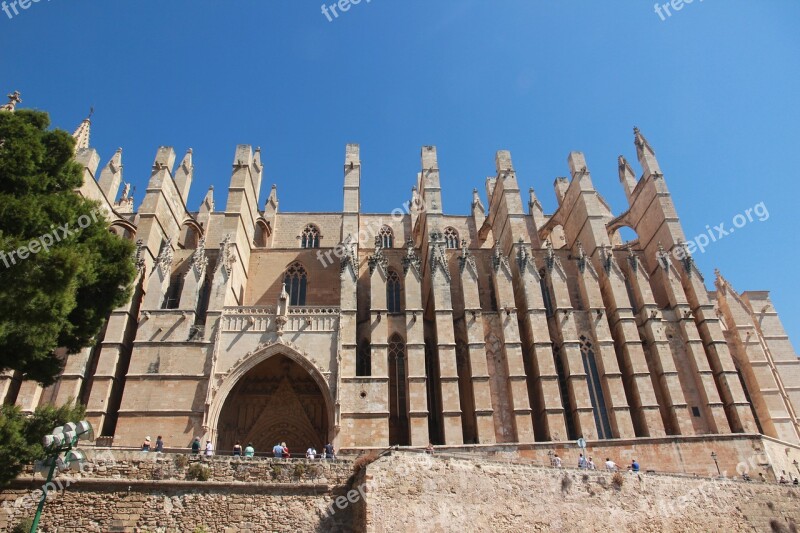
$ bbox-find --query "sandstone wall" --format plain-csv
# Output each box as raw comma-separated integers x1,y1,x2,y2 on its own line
361,453,800,533
0,452,356,533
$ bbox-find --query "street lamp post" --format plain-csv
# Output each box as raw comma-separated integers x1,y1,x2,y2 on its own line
711,451,721,476
30,420,93,533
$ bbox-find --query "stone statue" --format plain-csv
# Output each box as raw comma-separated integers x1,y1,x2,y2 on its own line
0,91,21,112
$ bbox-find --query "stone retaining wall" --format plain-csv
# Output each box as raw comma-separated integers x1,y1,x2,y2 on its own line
361,453,800,532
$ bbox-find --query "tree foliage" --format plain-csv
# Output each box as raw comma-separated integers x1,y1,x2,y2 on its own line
0,402,86,487
0,110,136,385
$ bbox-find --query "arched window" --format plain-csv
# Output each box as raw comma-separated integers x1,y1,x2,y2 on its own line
283,262,307,306
580,335,612,440
301,224,320,249
387,270,402,313
379,226,394,248
444,227,459,249
388,334,409,445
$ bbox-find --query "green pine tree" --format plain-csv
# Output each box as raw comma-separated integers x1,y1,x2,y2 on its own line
0,109,137,385
0,402,86,487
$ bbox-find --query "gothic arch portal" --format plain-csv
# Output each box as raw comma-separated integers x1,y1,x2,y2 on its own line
209,343,334,454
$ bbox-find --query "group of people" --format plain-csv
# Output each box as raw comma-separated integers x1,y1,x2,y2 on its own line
141,436,164,453
551,453,640,473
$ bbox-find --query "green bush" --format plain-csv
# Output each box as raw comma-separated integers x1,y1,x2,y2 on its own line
12,518,33,533
186,463,210,481
174,454,189,468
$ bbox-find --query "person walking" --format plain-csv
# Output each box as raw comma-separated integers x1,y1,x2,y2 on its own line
233,441,243,457
273,442,284,458
155,436,164,453
587,457,596,470
605,457,618,471
244,443,255,458
578,454,587,469
281,442,291,459
191,437,201,455
324,442,335,460
306,446,317,459
141,436,151,452
205,439,214,457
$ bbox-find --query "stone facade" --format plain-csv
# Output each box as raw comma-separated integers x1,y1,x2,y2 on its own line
1,116,799,475
2,452,800,532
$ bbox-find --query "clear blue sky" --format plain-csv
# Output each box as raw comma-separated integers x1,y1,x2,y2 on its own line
2,1,798,351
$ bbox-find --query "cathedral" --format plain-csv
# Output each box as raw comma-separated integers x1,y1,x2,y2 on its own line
2,98,799,474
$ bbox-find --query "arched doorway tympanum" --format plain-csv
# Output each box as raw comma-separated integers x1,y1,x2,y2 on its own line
216,353,330,455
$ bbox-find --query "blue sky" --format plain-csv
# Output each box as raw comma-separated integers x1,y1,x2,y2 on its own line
2,1,798,351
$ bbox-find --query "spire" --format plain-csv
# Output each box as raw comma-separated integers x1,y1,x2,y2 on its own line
633,126,662,179
174,148,194,201
471,187,486,228
0,91,21,113
618,155,638,202
98,147,123,202
72,107,93,152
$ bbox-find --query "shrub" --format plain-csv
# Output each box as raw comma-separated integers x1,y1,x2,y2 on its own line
293,463,307,478
174,454,189,468
186,463,210,481
12,518,33,533
561,474,573,493
270,464,284,480
611,472,624,490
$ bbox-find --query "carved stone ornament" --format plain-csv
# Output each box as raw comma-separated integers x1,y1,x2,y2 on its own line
458,239,477,274
516,237,531,274
133,239,146,271
576,241,588,274
429,231,451,282
656,242,671,272
155,239,174,277
368,238,389,275
0,91,21,112
216,234,237,274
492,241,510,273
189,238,209,276
402,238,422,275
626,244,638,274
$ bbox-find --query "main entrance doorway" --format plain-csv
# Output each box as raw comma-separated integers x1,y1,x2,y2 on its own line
216,354,329,455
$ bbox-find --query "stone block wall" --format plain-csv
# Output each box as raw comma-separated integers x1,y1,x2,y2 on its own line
361,453,800,533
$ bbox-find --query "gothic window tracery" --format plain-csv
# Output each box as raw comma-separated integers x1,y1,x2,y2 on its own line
301,224,320,249
387,270,402,313
444,227,459,249
284,262,308,306
379,226,394,248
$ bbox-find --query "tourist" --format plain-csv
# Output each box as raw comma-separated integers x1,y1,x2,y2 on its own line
282,442,291,459
578,454,587,469
587,457,596,470
324,442,335,460
628,459,640,473
233,441,243,457
273,442,284,458
191,437,201,455
155,436,164,453
605,458,618,471
779,475,788,484
205,439,214,456
244,443,255,458
307,446,317,459
794,477,799,486
141,436,151,452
